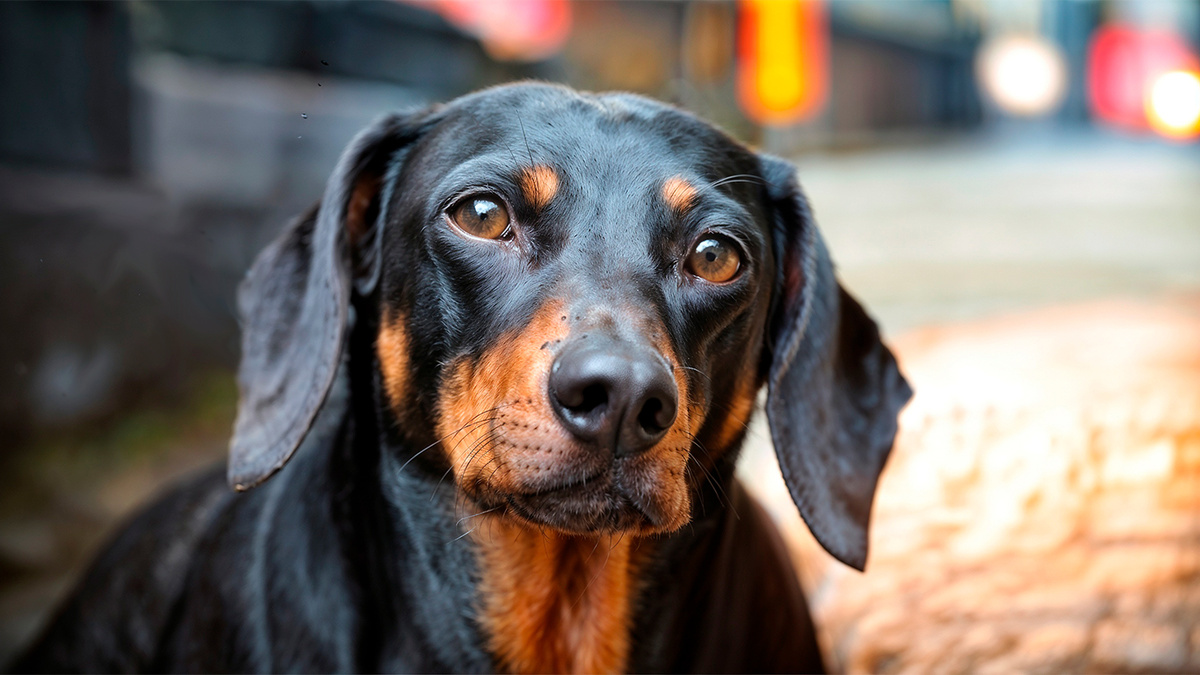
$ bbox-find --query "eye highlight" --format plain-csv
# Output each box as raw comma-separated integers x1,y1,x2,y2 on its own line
686,236,741,283
448,195,511,239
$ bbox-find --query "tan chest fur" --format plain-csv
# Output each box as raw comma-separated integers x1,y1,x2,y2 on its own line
471,517,640,674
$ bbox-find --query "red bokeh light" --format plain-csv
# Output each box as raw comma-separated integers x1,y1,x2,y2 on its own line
1087,24,1199,133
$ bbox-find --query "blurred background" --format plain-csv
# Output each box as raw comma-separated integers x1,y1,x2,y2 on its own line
1,0,1198,670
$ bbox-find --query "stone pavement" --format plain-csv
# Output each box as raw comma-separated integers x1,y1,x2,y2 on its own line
743,297,1200,673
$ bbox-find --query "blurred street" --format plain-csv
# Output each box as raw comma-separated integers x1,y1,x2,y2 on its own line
796,131,1200,334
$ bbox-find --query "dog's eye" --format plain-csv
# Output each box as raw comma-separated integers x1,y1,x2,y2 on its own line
449,196,511,239
686,236,741,283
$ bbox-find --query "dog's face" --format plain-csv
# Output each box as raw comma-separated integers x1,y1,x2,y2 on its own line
375,87,773,535
228,84,911,569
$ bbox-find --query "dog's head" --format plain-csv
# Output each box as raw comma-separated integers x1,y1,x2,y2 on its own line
227,83,910,570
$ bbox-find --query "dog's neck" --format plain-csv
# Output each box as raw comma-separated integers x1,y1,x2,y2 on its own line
470,518,640,674
368,430,743,674
364,434,648,674
363,422,741,674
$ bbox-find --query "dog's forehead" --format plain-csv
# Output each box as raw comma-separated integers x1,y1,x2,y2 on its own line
429,84,748,183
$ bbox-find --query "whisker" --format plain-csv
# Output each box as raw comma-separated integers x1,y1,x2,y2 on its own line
571,538,614,611
676,365,712,387
434,426,504,502
396,412,498,476
457,423,505,473
446,526,478,544
684,461,708,517
703,173,767,191
685,434,738,517
455,505,501,529
518,114,535,166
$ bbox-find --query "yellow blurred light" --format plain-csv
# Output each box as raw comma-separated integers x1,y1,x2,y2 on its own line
736,0,827,126
753,1,805,114
977,35,1068,117
1146,70,1200,140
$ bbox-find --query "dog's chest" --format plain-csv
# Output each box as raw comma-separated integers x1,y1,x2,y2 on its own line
471,517,640,674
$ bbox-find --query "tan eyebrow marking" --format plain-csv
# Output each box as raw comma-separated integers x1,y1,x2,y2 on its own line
519,165,559,210
661,175,698,213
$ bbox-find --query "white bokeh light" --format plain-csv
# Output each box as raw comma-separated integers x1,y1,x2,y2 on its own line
977,35,1068,117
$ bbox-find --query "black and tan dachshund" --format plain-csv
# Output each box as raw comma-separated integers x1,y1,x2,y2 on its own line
12,83,910,674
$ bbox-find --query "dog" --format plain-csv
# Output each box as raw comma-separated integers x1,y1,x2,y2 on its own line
12,83,910,673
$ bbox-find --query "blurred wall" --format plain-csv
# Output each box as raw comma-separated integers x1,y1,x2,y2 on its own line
0,1,547,442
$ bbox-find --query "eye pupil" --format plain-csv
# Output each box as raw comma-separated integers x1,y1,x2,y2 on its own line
687,236,740,283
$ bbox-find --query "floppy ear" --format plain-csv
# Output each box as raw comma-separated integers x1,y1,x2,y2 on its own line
759,153,912,571
227,112,430,491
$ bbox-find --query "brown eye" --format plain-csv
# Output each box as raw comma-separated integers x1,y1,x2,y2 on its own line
450,196,510,239
686,236,741,283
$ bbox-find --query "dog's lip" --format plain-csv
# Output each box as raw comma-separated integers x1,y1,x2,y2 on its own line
509,467,608,498
499,467,660,532
503,492,653,534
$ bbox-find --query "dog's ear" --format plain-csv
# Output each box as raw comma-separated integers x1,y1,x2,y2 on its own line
227,112,432,491
758,153,912,571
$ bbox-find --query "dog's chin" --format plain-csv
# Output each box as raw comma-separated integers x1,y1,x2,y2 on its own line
483,473,688,536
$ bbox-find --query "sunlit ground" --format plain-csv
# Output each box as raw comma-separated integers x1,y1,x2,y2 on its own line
744,298,1200,672
1,131,1198,667
742,131,1200,672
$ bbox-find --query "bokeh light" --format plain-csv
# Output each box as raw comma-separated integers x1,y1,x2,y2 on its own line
736,0,828,126
1088,24,1199,134
1146,70,1200,140
427,0,571,62
976,35,1068,117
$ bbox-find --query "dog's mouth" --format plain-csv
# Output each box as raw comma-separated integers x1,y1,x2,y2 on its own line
462,445,692,535
500,467,654,533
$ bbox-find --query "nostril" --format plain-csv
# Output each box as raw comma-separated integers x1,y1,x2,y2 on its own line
574,383,608,414
637,397,665,434
636,396,674,436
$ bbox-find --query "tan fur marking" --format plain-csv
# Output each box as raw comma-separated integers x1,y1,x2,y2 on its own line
474,518,636,674
638,325,698,531
436,300,571,495
377,311,411,420
708,376,758,453
519,165,559,210
661,175,698,213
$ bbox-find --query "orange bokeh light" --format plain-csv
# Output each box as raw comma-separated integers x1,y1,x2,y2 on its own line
736,0,828,126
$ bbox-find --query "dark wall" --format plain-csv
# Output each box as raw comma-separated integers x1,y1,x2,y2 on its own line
0,1,540,441
0,2,132,173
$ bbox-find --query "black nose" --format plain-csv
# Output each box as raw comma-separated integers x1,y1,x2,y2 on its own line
549,338,678,456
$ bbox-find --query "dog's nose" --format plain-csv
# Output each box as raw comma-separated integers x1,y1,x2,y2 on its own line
549,338,678,456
